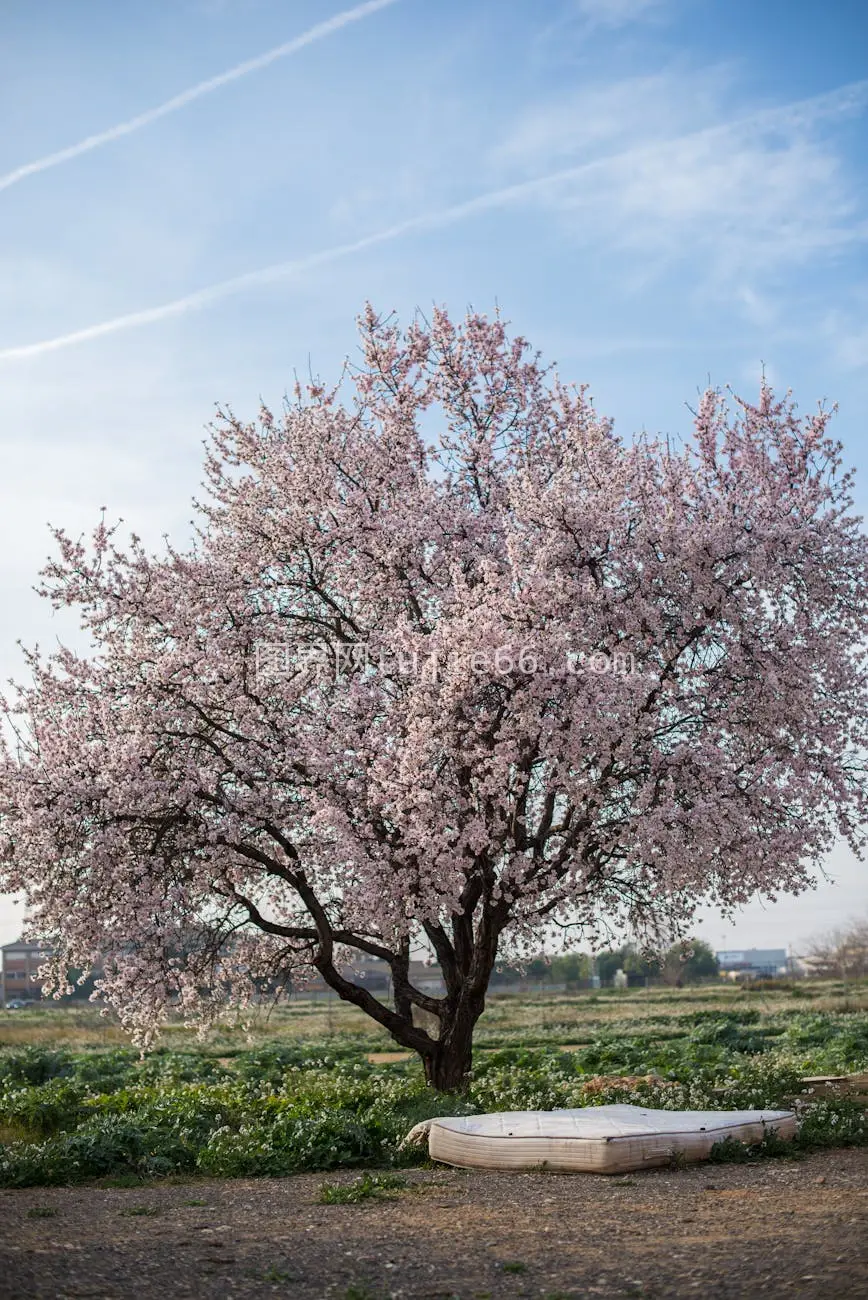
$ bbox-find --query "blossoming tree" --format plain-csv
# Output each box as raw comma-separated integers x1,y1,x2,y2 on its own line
2,307,866,1090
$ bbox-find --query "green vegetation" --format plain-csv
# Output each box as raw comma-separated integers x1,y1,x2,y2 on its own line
0,983,865,1188
259,1267,293,1284
318,1172,408,1203
503,938,719,986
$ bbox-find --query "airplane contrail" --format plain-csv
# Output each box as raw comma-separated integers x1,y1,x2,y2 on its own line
0,221,431,361
0,0,401,195
0,169,586,362
2,79,865,364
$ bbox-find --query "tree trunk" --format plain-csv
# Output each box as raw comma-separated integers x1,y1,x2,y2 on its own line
423,1042,473,1093
421,998,481,1093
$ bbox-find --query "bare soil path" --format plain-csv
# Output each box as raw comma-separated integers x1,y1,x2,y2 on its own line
1,1148,866,1299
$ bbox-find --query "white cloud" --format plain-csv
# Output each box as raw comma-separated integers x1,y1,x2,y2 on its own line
571,0,672,29
530,0,677,65
492,76,868,287
492,66,733,171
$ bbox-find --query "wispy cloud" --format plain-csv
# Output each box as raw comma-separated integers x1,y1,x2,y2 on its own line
571,0,672,28
532,0,675,65
833,329,868,370
492,76,868,285
0,224,423,361
495,72,867,176
3,80,866,363
0,0,400,195
2,185,563,361
820,306,868,371
492,67,730,170
1,164,650,361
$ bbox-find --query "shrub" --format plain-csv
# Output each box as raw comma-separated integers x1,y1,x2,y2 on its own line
707,1129,800,1163
196,1110,385,1178
0,1047,74,1087
794,1098,868,1149
0,1114,196,1187
71,1049,138,1093
0,1077,88,1137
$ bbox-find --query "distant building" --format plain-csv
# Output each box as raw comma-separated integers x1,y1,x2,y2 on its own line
0,937,445,1006
1,939,53,1005
716,948,789,979
0,939,106,1005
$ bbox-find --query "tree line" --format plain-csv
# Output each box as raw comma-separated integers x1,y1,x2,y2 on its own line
497,938,719,987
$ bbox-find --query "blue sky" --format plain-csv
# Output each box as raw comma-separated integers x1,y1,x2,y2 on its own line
1,0,866,954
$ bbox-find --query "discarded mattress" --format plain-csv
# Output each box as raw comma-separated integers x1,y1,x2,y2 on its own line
405,1104,797,1174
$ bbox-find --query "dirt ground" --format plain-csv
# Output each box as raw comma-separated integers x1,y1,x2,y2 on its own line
1,1148,866,1300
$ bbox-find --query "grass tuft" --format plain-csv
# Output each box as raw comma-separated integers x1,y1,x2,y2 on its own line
318,1172,408,1204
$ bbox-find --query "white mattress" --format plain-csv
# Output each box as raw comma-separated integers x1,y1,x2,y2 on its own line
415,1104,797,1174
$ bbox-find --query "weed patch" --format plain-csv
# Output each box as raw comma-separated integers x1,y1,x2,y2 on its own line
318,1172,408,1203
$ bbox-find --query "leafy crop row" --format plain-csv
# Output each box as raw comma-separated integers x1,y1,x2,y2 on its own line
1,1009,866,1187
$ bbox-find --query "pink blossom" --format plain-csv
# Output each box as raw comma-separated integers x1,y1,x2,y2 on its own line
1,306,866,1089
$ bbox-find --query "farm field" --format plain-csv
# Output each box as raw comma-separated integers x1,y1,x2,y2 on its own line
3,977,867,1052
0,981,866,1185
1,982,867,1297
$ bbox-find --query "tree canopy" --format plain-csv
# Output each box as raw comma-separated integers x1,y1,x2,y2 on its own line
2,306,866,1089
660,938,719,984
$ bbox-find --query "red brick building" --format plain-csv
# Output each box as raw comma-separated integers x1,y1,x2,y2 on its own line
1,939,53,1005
